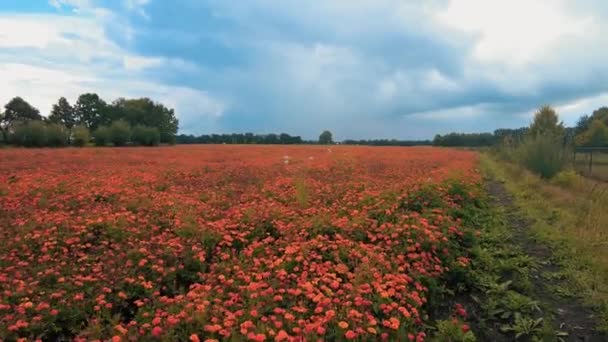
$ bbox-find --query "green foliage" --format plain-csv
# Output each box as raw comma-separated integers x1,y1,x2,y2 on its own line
551,170,581,189
516,135,568,179
500,314,544,340
3,97,42,124
435,320,476,342
131,125,160,146
74,93,108,131
528,106,565,139
108,120,131,146
45,123,69,147
11,120,47,147
72,125,90,147
433,132,495,147
109,98,178,143
319,130,333,144
92,126,110,146
576,119,608,147
48,97,76,129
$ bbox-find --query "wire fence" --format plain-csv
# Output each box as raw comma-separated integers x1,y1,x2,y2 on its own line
573,147,608,182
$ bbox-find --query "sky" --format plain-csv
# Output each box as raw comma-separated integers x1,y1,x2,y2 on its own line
1,0,608,140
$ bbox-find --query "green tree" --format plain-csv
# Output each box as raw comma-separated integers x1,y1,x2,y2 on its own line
108,120,131,146
109,98,178,143
132,125,160,146
46,123,69,147
72,125,90,147
1,97,42,142
48,97,76,129
93,126,110,146
74,93,108,130
574,115,591,135
590,107,608,124
528,105,564,139
577,120,608,147
11,121,47,147
319,130,333,144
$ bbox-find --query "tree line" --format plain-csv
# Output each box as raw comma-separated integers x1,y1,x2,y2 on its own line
176,133,308,145
0,95,178,147
176,130,433,146
342,139,431,146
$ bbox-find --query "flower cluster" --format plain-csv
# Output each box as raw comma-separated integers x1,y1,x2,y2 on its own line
0,146,479,341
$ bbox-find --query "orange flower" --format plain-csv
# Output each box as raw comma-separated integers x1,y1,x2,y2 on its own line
345,330,357,339
338,321,349,329
152,326,163,337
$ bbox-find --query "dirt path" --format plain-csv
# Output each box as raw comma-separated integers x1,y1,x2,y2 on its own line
487,180,604,341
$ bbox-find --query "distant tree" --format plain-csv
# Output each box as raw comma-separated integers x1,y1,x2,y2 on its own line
11,121,47,147
591,107,608,124
72,125,90,147
574,115,591,135
108,120,131,146
528,105,564,138
0,111,4,144
319,130,333,144
46,123,69,147
1,97,42,141
74,93,108,130
433,132,495,147
576,120,608,147
48,97,76,129
93,126,111,146
132,125,160,146
109,98,178,143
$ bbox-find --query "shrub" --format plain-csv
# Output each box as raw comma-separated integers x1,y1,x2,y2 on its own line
516,135,568,179
11,121,47,147
551,170,581,189
93,126,110,147
72,125,90,147
46,123,69,147
132,125,160,146
109,120,131,146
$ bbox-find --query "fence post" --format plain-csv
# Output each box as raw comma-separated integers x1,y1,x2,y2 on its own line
589,151,593,174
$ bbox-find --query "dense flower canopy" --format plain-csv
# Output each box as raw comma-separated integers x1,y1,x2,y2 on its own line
0,146,478,341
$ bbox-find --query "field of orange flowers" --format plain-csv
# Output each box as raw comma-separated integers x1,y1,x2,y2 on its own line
0,145,481,341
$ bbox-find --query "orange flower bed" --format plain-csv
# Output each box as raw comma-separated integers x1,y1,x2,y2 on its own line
0,145,479,341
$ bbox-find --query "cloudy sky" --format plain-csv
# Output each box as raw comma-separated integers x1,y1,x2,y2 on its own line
1,0,607,139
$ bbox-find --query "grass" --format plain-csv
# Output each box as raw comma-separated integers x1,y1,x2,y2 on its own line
480,153,608,331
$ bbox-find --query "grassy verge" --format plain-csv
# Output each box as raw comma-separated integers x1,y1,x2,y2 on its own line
479,153,608,331
423,178,560,340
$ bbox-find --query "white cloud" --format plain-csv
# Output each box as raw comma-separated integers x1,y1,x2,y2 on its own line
124,0,151,19
556,92,608,125
123,56,163,71
49,0,95,11
435,0,593,67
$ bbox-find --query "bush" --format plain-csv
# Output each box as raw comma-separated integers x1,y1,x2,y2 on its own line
516,135,568,179
46,123,69,147
132,125,160,146
551,170,581,189
93,126,110,147
72,126,90,147
109,120,131,146
11,121,47,147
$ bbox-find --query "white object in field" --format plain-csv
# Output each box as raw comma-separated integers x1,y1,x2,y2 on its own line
283,155,291,164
